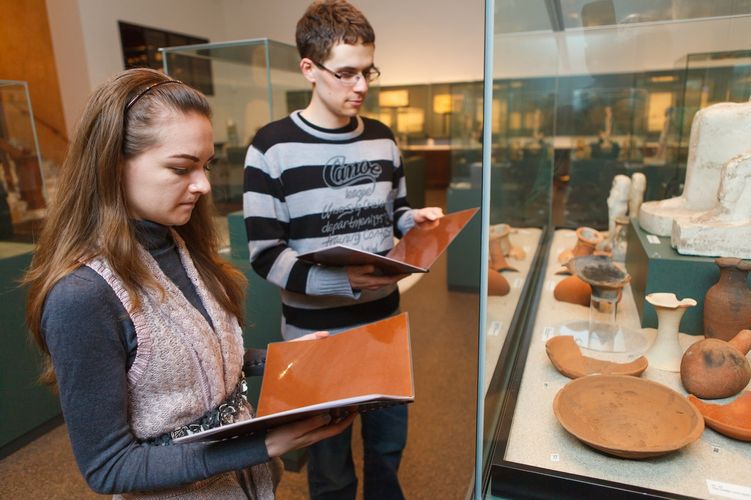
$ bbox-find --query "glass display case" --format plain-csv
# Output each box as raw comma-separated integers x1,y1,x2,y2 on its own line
474,2,751,498
0,80,47,242
161,39,310,213
0,80,59,455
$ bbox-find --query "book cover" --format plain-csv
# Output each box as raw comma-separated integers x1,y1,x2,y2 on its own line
297,207,479,275
173,312,413,444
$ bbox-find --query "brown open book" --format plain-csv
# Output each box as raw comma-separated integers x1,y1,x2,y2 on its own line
297,207,479,274
173,313,413,444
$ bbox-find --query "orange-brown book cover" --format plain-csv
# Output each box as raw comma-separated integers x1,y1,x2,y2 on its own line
297,207,479,274
174,313,413,444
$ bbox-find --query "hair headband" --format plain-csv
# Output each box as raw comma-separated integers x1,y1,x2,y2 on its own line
125,79,183,111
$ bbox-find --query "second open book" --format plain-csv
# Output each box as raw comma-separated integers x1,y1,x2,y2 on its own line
298,207,479,274
174,312,413,443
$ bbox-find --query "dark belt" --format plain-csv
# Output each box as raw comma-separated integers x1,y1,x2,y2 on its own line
146,375,249,446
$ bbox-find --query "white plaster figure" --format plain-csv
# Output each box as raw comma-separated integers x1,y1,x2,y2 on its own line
672,150,751,259
607,174,630,236
639,101,751,236
628,172,646,217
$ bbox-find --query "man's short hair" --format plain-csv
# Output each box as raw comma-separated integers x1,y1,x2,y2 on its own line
296,0,375,63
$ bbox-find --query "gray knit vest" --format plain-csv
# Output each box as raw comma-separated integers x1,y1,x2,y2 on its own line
86,232,275,499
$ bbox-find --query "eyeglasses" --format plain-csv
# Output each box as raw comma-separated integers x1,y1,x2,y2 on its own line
313,61,381,86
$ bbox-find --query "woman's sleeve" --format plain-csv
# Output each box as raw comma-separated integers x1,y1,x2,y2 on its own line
42,269,270,495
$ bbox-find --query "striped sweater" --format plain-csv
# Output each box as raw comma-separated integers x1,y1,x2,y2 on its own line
243,111,415,335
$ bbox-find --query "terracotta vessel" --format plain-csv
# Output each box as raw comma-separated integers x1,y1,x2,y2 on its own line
488,249,518,273
703,257,751,341
645,293,697,372
688,391,751,442
553,375,704,459
545,336,648,379
554,275,591,306
680,329,751,399
488,269,510,296
489,223,525,261
558,226,603,264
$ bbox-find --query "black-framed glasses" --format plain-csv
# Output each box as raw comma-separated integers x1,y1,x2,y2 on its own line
313,61,381,86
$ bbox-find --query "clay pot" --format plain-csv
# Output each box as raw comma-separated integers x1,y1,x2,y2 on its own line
688,391,751,442
488,269,510,296
545,335,648,379
558,227,603,264
680,329,751,399
554,275,591,306
489,223,526,262
703,257,751,341
489,250,518,273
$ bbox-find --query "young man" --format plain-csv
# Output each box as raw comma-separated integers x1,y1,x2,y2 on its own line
243,1,443,498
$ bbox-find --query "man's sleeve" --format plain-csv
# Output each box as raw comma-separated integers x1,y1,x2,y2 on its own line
243,145,354,298
393,154,415,237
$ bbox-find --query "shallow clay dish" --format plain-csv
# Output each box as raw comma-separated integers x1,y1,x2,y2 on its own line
545,336,648,379
553,375,704,459
688,392,751,442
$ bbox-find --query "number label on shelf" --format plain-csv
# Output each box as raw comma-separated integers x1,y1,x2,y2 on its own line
488,321,503,337
646,234,661,244
542,326,554,340
550,453,560,462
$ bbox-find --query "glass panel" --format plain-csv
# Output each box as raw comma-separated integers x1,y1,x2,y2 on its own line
482,1,751,497
161,40,309,213
0,80,46,246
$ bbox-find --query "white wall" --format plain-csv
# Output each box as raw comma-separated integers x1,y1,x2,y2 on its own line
219,0,486,86
46,0,231,136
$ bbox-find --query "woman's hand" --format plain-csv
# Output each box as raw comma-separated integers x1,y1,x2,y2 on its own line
291,331,329,342
264,412,356,457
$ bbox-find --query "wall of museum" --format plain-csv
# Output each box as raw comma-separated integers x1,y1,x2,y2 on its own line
35,1,751,141
0,0,68,167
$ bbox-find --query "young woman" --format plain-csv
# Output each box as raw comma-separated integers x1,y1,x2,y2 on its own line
23,68,353,499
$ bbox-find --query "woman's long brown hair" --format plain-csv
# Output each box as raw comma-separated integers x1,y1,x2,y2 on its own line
23,68,247,386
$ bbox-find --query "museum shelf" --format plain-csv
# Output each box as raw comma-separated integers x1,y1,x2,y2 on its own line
487,230,750,499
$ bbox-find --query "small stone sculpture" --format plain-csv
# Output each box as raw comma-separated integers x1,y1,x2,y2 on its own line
628,172,646,217
607,175,631,237
639,101,751,236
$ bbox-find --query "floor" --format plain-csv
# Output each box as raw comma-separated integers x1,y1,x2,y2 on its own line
0,190,479,499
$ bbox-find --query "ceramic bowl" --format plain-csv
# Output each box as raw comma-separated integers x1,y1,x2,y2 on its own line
688,392,751,442
545,336,648,379
553,375,704,459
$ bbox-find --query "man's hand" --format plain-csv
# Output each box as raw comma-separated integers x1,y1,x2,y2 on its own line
413,207,444,228
347,265,407,291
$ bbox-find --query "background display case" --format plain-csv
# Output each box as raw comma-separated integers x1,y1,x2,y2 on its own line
0,80,59,456
474,2,751,498
161,39,310,212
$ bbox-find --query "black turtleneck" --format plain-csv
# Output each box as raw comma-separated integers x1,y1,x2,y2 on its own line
40,221,269,494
